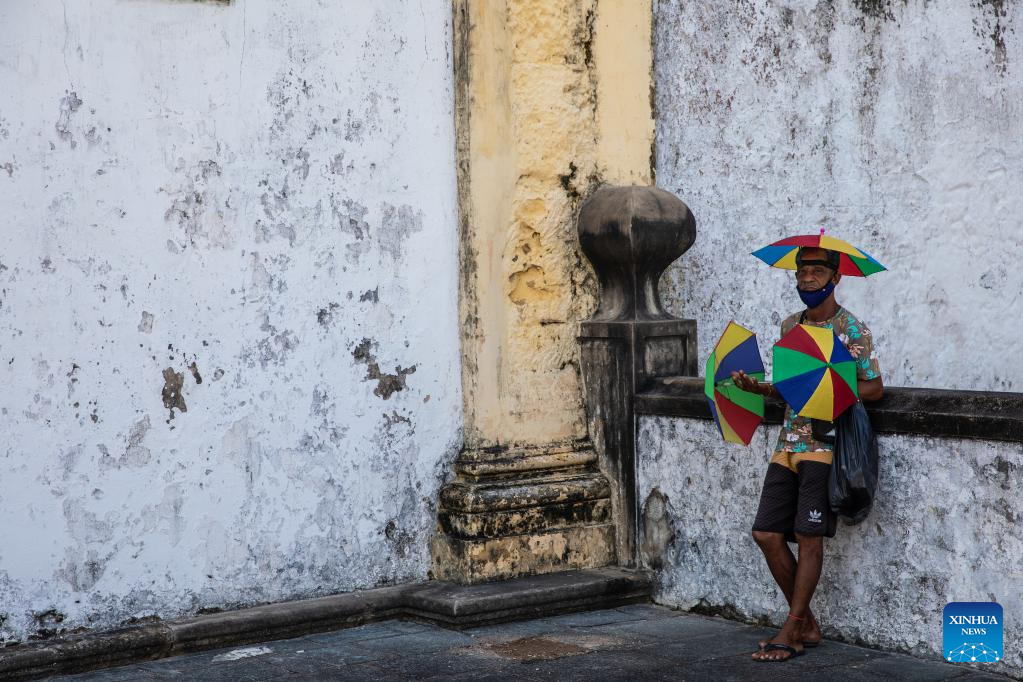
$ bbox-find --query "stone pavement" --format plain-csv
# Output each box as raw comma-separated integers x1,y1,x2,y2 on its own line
48,603,1012,681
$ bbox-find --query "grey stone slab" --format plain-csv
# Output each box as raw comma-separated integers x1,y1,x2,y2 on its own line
784,640,889,670
956,671,1016,681
260,648,351,675
612,603,684,620
350,625,475,656
540,607,650,629
249,634,330,654
442,667,549,682
139,655,286,681
782,665,962,682
583,611,743,641
463,618,563,643
305,622,405,644
633,626,777,663
382,619,435,634
676,651,808,681
369,646,511,679
293,640,400,666
301,662,408,681
521,647,678,681
833,652,972,680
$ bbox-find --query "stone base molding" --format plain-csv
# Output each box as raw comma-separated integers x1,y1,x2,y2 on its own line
431,442,617,584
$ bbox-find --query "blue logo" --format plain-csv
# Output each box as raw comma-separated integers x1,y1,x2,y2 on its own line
943,602,1003,663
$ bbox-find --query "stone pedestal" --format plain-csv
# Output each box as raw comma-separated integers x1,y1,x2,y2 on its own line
431,442,616,584
431,0,656,585
577,186,698,567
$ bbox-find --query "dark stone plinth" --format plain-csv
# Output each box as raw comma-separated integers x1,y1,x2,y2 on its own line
431,443,618,584
577,186,698,567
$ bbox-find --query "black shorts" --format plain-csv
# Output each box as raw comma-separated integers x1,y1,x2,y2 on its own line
752,461,837,541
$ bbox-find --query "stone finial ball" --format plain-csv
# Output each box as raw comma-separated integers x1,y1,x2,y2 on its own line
578,186,695,275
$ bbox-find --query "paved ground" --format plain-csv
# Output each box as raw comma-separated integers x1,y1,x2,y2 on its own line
49,603,1012,681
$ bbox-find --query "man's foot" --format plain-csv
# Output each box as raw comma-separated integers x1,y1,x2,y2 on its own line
759,613,822,650
752,622,806,662
754,643,805,662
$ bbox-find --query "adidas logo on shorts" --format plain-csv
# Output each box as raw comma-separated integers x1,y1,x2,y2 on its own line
808,509,822,523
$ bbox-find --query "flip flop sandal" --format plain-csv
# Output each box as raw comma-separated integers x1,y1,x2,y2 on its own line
756,643,806,662
759,637,822,649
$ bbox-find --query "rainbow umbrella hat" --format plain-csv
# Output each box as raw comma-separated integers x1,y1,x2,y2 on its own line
752,229,886,277
705,321,765,446
772,323,858,421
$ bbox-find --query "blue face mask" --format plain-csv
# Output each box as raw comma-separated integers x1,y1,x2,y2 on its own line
798,281,835,308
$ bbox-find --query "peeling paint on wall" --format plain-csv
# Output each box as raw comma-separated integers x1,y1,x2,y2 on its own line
654,0,1023,391
0,0,460,643
161,368,187,418
352,338,417,400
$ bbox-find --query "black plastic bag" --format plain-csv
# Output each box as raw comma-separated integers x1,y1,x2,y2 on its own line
828,401,879,525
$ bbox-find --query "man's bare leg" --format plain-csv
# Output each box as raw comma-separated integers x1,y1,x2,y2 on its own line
751,531,824,659
751,531,823,644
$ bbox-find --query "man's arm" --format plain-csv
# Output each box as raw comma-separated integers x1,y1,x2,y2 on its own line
858,376,884,402
733,370,883,403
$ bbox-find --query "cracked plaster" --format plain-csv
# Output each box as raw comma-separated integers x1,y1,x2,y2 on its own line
654,0,1023,392
0,0,460,642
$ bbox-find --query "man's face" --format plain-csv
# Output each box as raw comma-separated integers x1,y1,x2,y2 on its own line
796,248,839,291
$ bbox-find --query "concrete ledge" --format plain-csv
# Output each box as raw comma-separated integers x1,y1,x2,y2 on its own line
637,377,1023,442
0,625,171,681
0,568,650,680
404,567,650,626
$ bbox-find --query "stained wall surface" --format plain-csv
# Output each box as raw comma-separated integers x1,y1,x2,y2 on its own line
654,0,1023,391
638,416,1023,678
454,0,653,453
0,1,460,641
646,1,1023,675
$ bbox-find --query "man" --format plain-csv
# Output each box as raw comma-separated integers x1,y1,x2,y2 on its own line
732,246,883,662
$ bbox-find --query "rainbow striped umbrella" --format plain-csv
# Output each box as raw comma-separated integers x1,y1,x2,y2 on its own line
705,321,765,446
752,230,885,277
773,324,859,421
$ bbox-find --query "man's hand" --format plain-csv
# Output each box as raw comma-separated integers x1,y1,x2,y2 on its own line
731,370,775,398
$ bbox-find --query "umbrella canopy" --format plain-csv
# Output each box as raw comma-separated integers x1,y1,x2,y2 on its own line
752,231,885,277
772,324,859,421
705,321,765,445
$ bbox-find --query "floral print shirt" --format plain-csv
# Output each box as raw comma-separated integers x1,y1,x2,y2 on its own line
774,306,881,453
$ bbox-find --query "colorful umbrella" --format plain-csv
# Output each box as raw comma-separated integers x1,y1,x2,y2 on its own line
705,321,765,445
752,230,886,277
772,324,859,421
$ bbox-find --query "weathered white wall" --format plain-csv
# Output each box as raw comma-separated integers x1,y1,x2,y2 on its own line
638,416,1023,678
0,0,460,641
654,0,1023,391
647,2,1023,675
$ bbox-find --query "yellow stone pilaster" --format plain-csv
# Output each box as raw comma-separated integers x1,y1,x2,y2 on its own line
434,0,654,583
457,0,653,451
